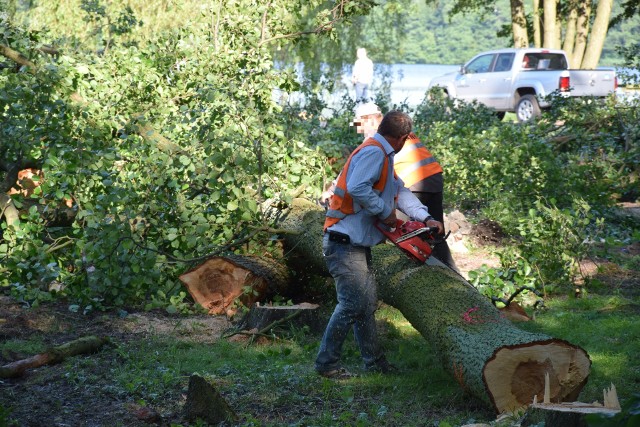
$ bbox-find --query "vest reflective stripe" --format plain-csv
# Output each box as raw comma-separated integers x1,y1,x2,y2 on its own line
324,138,390,231
394,133,443,187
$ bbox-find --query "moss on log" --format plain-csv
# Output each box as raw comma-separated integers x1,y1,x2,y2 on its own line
278,199,591,415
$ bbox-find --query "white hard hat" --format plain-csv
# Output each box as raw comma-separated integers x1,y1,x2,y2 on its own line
354,102,381,119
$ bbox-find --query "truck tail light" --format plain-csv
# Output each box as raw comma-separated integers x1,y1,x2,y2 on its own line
615,76,618,90
559,76,570,92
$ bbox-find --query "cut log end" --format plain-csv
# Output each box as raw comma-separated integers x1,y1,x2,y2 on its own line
483,339,591,414
179,255,289,316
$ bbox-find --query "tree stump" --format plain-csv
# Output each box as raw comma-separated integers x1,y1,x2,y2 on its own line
184,374,238,424
522,402,620,427
237,302,325,334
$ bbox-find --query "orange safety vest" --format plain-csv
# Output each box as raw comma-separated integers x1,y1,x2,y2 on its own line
324,138,393,231
393,133,443,188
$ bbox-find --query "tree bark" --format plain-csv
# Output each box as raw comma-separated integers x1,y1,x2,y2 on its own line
543,0,558,49
184,374,238,424
571,0,591,68
510,0,529,48
0,335,110,378
581,0,613,69
533,0,542,48
278,199,591,414
0,44,36,71
563,1,579,57
0,194,20,228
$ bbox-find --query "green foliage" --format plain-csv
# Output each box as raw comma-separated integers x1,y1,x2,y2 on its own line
0,403,18,427
616,43,640,86
472,198,604,301
413,86,637,301
0,1,348,311
468,258,537,304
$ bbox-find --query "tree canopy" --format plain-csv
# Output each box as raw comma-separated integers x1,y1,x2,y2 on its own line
0,0,638,314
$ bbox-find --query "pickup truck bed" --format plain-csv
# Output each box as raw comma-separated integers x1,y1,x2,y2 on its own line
428,48,617,122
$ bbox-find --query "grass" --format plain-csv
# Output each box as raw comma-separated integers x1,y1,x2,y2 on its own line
1,286,639,426
102,316,491,426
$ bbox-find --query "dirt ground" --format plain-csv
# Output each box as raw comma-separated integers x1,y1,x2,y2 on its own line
0,223,638,426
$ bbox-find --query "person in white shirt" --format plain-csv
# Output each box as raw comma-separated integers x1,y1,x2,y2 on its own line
351,48,374,103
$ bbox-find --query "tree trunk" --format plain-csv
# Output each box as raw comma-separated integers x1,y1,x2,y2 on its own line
533,0,542,48
543,0,558,49
179,255,291,316
510,0,529,48
278,199,592,415
563,2,578,57
581,0,613,69
571,0,591,68
0,194,20,228
0,335,110,378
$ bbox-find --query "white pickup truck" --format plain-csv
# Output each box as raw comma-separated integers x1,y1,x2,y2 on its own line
427,48,617,122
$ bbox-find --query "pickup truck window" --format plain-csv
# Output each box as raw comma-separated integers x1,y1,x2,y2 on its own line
466,54,494,74
494,53,515,72
521,53,568,70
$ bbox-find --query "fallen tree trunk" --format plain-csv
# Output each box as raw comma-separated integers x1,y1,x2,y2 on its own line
0,335,110,378
277,198,591,415
179,255,290,316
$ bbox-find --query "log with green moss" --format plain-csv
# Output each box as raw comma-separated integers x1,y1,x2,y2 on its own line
278,198,591,415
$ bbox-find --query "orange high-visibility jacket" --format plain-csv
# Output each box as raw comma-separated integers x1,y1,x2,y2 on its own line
393,133,442,188
324,138,394,231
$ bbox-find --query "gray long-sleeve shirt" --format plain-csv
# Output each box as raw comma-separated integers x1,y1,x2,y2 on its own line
326,133,432,247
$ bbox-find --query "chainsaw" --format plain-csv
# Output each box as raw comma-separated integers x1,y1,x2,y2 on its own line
376,219,442,263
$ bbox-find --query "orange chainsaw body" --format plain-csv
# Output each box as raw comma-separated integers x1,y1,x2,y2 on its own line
376,219,434,263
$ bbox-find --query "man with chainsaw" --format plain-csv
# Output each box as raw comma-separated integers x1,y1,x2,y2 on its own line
321,102,458,271
316,110,443,379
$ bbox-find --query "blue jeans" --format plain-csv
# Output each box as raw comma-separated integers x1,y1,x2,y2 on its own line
315,234,384,372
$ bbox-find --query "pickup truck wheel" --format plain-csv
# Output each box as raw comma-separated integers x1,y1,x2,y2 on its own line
495,111,506,121
516,95,541,122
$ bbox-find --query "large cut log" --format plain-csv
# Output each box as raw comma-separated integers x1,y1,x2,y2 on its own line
277,198,591,415
179,255,290,316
